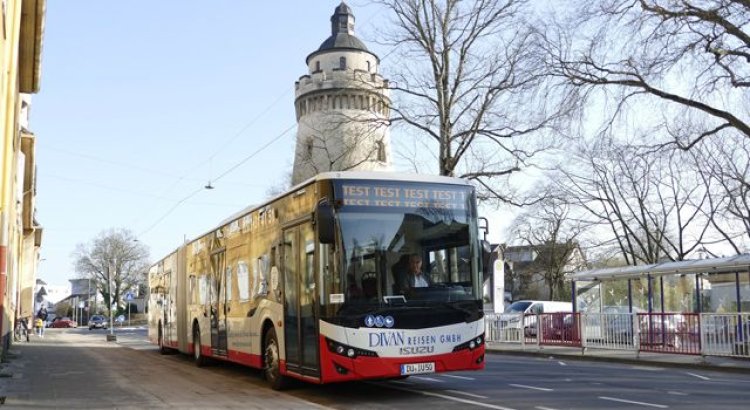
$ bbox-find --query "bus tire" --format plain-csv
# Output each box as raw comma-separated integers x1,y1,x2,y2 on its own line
158,324,168,355
263,327,288,390
193,326,206,367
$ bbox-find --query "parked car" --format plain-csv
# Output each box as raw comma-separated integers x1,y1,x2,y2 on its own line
88,315,108,330
44,313,58,327
501,300,573,337
49,317,77,328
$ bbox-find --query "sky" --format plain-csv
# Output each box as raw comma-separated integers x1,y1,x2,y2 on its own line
31,1,514,287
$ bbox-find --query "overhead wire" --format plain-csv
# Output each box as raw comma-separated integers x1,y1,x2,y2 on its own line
136,5,393,238
136,123,297,238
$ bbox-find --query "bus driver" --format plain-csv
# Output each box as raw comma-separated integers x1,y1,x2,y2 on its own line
398,254,431,293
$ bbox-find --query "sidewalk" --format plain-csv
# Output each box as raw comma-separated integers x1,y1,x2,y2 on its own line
0,330,331,409
486,342,750,373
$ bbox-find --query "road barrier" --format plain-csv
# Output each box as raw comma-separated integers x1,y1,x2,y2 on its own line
485,311,750,359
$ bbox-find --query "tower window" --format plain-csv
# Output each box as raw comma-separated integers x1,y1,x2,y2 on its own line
340,57,347,70
376,141,386,162
315,61,321,72
306,137,314,159
367,61,371,72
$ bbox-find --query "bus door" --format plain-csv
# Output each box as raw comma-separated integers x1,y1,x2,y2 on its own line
282,222,320,377
210,249,228,355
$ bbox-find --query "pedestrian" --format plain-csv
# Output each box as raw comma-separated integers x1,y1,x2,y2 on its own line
36,306,48,337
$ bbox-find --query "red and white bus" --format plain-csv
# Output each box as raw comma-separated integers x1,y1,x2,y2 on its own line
149,171,488,389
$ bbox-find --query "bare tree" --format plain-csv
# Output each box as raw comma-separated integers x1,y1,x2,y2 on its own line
296,116,388,175
559,139,712,264
73,228,150,315
510,193,586,299
377,0,569,203
543,0,750,150
692,135,750,253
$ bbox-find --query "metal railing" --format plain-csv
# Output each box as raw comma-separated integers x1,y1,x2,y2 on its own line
485,311,750,358
701,313,750,358
581,312,637,350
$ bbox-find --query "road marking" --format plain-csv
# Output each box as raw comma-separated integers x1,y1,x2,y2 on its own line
441,374,476,380
536,407,560,410
558,361,567,366
686,372,710,381
630,366,664,371
445,389,488,399
599,396,668,408
413,376,444,383
667,391,688,396
509,384,553,392
382,383,518,410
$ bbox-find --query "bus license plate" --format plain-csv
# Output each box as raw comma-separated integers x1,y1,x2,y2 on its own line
400,362,435,375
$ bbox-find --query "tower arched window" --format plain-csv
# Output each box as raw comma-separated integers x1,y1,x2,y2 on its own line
367,61,371,72
315,61,321,72
305,137,314,159
339,57,347,70
376,141,386,162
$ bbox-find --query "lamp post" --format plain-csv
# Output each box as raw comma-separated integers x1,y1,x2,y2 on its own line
107,259,117,342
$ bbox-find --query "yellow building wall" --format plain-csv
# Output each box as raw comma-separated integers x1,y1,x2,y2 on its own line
1,0,45,355
1,0,25,355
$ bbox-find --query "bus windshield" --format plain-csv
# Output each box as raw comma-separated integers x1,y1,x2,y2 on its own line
333,181,480,312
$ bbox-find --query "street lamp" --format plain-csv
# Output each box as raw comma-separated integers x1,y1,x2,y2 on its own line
107,259,117,342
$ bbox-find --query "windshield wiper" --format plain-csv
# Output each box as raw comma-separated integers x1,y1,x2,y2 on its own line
440,301,474,316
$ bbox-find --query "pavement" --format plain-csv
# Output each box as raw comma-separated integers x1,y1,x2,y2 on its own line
485,341,750,373
0,329,331,409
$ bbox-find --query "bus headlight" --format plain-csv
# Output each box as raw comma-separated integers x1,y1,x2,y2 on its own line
325,338,379,359
452,333,485,352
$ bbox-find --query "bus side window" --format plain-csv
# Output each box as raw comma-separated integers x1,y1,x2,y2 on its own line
188,275,196,304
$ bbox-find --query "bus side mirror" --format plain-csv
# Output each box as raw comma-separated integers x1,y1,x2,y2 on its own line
481,239,493,281
316,199,335,244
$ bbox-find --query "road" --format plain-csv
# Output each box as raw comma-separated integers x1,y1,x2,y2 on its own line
2,327,749,409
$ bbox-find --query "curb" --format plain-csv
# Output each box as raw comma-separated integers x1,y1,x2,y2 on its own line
485,347,750,374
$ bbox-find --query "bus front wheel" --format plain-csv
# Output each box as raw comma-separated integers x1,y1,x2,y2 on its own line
263,327,288,390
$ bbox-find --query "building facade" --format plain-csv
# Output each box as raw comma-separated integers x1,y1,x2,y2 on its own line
504,243,586,301
291,2,391,185
1,0,45,356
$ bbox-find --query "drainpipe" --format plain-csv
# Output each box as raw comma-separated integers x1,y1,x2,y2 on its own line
0,213,7,355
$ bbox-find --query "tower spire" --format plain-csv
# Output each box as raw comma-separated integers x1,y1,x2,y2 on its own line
331,1,355,35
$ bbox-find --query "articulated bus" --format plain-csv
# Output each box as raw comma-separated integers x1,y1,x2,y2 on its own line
148,171,488,389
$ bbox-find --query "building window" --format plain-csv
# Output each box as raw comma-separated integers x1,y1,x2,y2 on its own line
339,57,347,70
367,61,371,72
315,61,321,72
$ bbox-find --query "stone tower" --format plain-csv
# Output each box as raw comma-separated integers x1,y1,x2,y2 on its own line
292,2,391,185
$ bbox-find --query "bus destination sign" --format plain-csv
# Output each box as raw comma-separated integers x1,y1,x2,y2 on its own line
337,183,469,210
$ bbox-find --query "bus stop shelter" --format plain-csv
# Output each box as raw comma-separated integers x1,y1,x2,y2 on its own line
568,254,750,315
